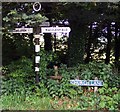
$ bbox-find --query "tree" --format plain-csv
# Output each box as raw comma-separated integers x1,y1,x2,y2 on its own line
54,3,105,66
42,3,53,51
105,22,112,64
85,23,93,63
2,2,48,65
2,2,120,67
114,22,120,67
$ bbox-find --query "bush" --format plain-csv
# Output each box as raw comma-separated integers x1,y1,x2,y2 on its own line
2,50,58,98
98,83,120,110
77,62,119,87
45,62,119,99
39,49,58,79
1,56,35,96
1,55,119,110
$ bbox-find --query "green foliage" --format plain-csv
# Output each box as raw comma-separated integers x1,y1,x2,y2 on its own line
77,62,119,87
1,55,119,110
58,62,119,87
45,64,83,98
51,87,119,110
46,78,82,99
98,83,120,110
44,62,119,99
34,81,49,98
3,6,48,29
2,50,58,98
2,57,34,96
39,49,58,79
7,56,33,74
1,94,52,110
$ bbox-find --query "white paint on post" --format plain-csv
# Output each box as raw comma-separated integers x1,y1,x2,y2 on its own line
34,34,40,39
35,56,40,63
33,34,40,83
35,67,39,72
35,45,40,52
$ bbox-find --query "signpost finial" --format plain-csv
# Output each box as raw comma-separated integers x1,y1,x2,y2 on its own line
33,2,41,12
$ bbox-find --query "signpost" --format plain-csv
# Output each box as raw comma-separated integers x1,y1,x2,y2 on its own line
70,80,103,86
41,27,71,33
33,34,41,83
12,28,33,33
11,27,41,83
12,25,71,84
33,2,41,12
70,78,103,93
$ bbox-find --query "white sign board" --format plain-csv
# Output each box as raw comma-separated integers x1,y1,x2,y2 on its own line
12,28,33,33
41,27,71,33
70,80,103,86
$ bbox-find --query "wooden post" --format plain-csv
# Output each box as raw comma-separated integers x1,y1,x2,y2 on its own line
94,77,98,93
54,65,58,76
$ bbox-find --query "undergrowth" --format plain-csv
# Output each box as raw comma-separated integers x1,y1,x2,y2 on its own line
1,51,120,110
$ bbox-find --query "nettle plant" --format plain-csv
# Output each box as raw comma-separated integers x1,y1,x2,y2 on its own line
46,62,120,99
39,49,58,79
98,83,120,110
2,57,35,96
45,64,83,98
77,62,119,87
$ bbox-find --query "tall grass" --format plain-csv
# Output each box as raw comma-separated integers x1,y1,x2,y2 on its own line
1,94,52,110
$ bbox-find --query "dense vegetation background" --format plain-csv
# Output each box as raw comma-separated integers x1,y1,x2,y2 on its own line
1,2,120,110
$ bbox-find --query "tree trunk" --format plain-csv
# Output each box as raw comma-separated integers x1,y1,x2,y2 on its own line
43,3,52,51
85,23,93,63
44,33,52,51
105,22,112,64
68,21,87,67
29,33,34,57
114,22,120,66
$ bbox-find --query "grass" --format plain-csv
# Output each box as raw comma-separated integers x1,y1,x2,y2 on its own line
1,94,53,110
1,90,120,110
0,94,120,110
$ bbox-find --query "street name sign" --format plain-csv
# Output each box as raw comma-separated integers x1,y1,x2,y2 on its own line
70,80,103,86
12,28,33,33
41,27,71,33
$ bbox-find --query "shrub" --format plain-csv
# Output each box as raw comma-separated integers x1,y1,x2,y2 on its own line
2,50,58,98
77,62,119,87
46,62,119,99
2,56,35,96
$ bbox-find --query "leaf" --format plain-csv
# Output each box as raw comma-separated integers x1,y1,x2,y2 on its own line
103,83,108,88
98,88,104,94
22,13,28,20
3,17,10,22
99,101,106,108
109,106,115,110
8,10,17,15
